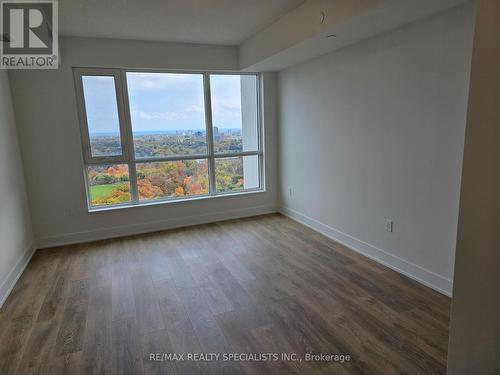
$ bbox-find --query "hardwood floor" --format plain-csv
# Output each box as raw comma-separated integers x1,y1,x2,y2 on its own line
0,214,451,374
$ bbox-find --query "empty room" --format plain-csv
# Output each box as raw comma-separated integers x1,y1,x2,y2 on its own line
0,0,498,374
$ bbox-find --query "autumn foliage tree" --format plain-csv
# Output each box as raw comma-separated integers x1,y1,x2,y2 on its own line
88,157,242,206
136,160,209,200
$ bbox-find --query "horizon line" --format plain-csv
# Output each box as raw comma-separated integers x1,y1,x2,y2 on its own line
90,128,241,135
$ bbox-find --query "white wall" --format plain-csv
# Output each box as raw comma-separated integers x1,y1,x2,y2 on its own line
448,0,500,372
0,71,34,306
8,37,278,247
278,3,475,295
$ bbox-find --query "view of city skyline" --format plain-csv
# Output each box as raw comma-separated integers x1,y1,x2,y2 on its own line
89,127,242,135
81,72,259,207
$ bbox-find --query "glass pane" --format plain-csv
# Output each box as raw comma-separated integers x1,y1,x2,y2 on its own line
81,76,123,158
126,72,207,158
87,164,131,206
210,75,258,154
136,159,209,201
215,155,259,192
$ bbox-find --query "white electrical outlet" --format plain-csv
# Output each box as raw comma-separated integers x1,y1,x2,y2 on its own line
385,219,393,233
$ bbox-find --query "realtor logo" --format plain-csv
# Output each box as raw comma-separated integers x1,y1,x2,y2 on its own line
1,0,58,69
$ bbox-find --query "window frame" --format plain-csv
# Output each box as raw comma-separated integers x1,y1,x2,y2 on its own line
74,67,264,211
74,68,132,164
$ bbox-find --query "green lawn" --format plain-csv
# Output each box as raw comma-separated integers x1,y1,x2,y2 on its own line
90,183,124,199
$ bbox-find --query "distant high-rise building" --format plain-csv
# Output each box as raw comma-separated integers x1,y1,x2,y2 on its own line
214,126,221,142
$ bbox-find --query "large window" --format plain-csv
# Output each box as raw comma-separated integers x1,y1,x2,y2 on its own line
74,69,262,209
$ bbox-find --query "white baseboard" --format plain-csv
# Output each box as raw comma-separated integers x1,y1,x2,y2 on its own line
0,240,36,308
280,206,453,296
37,205,278,249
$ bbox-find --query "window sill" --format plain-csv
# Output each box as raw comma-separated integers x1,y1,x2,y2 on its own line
87,188,266,213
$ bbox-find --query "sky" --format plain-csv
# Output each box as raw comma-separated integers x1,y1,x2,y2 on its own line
83,73,245,134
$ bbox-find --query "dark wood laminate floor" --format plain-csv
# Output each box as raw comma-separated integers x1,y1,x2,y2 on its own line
0,214,451,375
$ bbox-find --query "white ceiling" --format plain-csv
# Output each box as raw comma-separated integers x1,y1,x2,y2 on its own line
240,0,470,71
59,0,305,45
